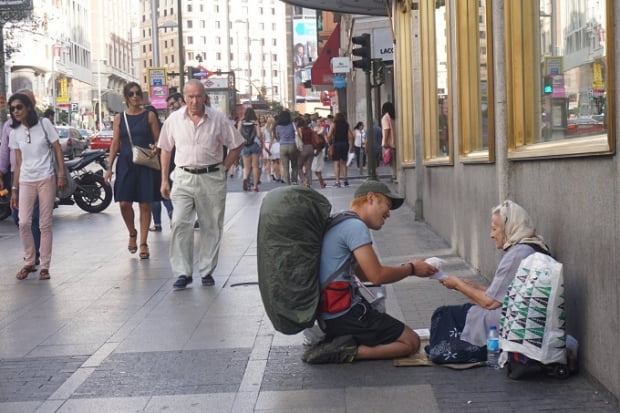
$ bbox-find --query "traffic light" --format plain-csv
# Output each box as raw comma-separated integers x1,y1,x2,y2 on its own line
543,75,553,94
352,33,371,72
187,66,198,79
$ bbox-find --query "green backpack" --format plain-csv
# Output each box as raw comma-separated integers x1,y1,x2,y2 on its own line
257,185,357,334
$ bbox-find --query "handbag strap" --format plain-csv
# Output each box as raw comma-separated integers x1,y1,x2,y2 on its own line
39,119,57,172
122,111,135,148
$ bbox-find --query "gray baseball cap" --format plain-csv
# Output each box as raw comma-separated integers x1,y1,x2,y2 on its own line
354,180,404,210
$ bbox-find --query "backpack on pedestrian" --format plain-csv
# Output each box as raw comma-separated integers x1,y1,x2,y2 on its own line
241,121,257,146
257,186,358,334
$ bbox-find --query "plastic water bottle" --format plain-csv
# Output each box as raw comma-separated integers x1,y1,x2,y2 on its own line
487,325,500,369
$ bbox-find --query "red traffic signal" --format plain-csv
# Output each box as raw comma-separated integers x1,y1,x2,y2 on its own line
352,33,371,72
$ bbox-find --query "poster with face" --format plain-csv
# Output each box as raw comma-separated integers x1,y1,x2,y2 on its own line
292,9,319,100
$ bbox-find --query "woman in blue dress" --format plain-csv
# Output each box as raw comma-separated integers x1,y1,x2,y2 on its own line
104,82,161,259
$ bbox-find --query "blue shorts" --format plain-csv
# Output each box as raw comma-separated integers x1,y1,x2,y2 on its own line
241,142,261,157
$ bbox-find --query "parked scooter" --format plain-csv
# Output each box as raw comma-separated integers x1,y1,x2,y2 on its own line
0,188,9,221
57,148,113,213
0,149,112,221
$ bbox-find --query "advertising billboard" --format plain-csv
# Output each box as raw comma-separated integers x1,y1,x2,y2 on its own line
292,8,320,103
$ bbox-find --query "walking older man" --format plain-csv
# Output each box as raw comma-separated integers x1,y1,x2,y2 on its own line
158,79,244,289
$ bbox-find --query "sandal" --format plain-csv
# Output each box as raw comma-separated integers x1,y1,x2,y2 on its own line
128,230,138,254
16,266,36,280
139,243,150,260
39,269,51,280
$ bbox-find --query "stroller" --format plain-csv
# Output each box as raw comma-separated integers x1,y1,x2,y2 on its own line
500,252,571,380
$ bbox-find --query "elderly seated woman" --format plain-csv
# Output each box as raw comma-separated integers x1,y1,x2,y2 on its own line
426,200,550,364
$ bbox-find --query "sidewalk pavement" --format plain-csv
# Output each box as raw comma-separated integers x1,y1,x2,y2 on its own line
0,164,617,412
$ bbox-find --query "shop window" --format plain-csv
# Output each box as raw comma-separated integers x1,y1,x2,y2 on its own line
506,0,614,159
420,0,453,164
456,0,495,162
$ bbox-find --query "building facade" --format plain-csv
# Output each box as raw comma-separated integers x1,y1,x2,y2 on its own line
4,0,135,129
137,0,290,111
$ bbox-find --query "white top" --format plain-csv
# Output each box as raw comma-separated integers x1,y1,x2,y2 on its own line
262,126,272,145
9,119,58,182
354,129,365,148
158,105,244,167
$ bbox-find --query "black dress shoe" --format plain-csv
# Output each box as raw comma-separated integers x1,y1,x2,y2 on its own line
173,275,193,289
201,274,215,286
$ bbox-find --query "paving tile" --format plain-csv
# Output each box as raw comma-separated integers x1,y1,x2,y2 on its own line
73,349,250,398
57,396,149,412
0,355,88,403
345,385,439,413
144,393,236,412
255,389,344,411
0,401,41,413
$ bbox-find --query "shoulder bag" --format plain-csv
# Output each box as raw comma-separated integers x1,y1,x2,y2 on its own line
123,111,160,170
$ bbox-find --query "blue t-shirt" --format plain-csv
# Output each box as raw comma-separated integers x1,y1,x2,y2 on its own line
319,217,372,320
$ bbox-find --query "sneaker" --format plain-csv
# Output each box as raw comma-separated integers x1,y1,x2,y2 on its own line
301,335,357,364
201,274,215,286
173,275,193,289
194,221,200,229
333,182,341,188
343,181,349,187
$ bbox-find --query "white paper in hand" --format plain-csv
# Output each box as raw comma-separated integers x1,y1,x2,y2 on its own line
425,257,448,280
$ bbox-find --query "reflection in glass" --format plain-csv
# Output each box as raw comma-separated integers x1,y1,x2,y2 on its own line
538,0,607,142
479,1,489,150
436,4,449,156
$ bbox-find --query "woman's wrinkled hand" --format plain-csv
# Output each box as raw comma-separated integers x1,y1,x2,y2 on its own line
440,276,460,290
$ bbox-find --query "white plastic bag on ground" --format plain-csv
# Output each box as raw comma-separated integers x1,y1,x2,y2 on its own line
500,252,566,365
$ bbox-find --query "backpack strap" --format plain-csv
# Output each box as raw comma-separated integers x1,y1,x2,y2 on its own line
320,211,362,289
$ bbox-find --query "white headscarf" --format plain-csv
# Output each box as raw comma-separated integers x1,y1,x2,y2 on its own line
493,200,549,252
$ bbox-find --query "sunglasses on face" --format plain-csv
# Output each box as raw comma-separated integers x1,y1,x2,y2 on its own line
127,91,141,97
10,104,24,112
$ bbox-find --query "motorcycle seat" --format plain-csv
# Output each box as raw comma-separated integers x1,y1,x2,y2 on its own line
65,159,81,168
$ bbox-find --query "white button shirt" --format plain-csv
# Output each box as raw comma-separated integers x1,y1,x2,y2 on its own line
158,105,244,167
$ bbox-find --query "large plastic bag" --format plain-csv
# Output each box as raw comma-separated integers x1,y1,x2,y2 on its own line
500,252,566,365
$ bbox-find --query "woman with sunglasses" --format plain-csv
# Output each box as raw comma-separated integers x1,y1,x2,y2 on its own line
8,92,66,280
104,82,161,259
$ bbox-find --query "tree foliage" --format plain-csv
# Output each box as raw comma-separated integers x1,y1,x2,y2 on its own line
1,8,42,61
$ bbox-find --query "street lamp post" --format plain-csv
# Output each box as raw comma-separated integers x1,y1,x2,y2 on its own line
97,58,102,130
177,0,184,90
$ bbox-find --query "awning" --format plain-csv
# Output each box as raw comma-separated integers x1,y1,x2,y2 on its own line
311,24,340,91
279,0,387,16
